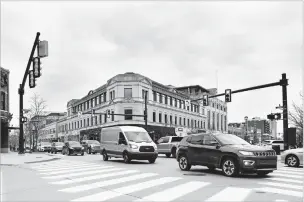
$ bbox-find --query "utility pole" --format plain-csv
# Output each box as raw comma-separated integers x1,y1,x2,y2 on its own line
145,92,148,129
281,73,289,150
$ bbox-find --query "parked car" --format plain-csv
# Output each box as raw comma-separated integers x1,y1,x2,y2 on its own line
50,142,64,154
38,142,51,152
281,148,303,167
81,140,101,154
25,146,32,153
176,133,277,177
100,126,158,164
157,136,184,158
62,141,84,156
262,140,284,151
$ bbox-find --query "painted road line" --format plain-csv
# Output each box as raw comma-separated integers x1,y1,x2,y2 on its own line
274,170,304,175
205,187,252,202
31,160,80,168
71,177,181,202
258,182,303,190
269,173,303,179
254,187,303,198
277,167,304,172
42,167,124,179
135,181,210,202
59,173,159,193
51,170,139,185
40,166,114,175
33,162,97,170
266,177,303,184
37,164,102,172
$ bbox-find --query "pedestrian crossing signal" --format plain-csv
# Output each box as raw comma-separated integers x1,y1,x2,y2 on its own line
225,89,231,102
203,95,209,106
29,70,36,88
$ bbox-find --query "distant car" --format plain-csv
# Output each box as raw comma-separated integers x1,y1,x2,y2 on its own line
62,141,84,156
262,140,284,151
50,142,64,154
157,136,184,158
81,140,101,154
38,142,51,152
25,147,32,153
281,148,303,167
176,133,277,177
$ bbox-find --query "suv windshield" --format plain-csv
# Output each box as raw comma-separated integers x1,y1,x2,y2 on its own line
171,137,184,142
69,141,81,146
124,132,152,143
88,140,99,144
215,134,250,145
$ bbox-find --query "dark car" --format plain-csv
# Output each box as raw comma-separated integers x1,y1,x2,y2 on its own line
62,141,84,156
81,140,101,154
50,142,64,154
176,133,277,177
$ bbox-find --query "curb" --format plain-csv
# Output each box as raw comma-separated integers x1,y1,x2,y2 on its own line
0,157,61,166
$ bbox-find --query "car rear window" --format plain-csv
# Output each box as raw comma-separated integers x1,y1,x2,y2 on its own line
171,137,183,142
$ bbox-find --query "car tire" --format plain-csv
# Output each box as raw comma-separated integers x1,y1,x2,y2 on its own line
123,152,131,164
87,148,91,154
207,166,216,171
149,158,156,163
102,150,108,161
257,171,271,177
171,148,177,158
55,151,57,154
67,149,71,156
81,152,84,156
221,158,239,177
166,154,171,158
286,154,300,167
178,155,191,171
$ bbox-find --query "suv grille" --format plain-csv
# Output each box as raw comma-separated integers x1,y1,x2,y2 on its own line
139,146,154,152
254,151,276,157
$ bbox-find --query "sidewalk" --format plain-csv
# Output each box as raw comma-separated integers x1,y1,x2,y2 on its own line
0,152,62,165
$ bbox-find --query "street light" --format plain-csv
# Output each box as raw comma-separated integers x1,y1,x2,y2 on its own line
244,116,248,142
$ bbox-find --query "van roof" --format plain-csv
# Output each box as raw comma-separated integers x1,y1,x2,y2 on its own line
103,126,147,132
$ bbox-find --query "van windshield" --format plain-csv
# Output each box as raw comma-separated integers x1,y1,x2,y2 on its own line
124,132,152,143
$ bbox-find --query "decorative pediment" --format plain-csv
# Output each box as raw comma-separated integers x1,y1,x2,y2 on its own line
88,90,94,95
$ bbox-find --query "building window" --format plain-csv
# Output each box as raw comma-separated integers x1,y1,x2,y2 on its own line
104,114,107,123
95,116,97,125
170,97,173,106
159,93,162,103
159,113,162,123
184,118,186,126
153,112,156,122
187,106,189,111
217,113,219,131
104,92,107,102
1,92,5,110
221,114,223,131
100,114,102,124
224,115,227,131
174,98,177,107
179,117,182,125
142,90,148,100
195,120,197,128
175,116,177,125
204,121,206,129
110,90,115,100
165,114,168,124
165,95,168,104
99,95,102,104
87,101,90,109
83,119,85,127
153,91,157,101
125,109,133,120
188,119,190,127
212,112,215,130
87,118,89,126
208,111,210,129
111,111,114,121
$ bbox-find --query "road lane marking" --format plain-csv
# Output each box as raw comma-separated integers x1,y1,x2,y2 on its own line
266,177,303,184
205,187,252,202
31,160,82,168
258,182,303,190
254,187,303,198
135,181,210,202
33,162,97,170
59,173,158,193
42,167,123,179
71,177,181,201
277,167,304,172
274,170,304,175
40,166,114,175
36,164,101,172
269,173,303,179
51,170,139,185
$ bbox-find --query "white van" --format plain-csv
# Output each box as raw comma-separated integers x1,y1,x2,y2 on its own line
263,140,284,151
100,126,158,163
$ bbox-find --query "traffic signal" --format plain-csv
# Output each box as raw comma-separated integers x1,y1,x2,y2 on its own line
274,113,281,120
107,110,110,118
225,89,231,102
202,95,209,106
33,57,41,78
267,114,275,120
29,70,36,88
267,113,281,120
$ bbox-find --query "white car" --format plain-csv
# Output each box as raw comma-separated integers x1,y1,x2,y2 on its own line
281,148,303,167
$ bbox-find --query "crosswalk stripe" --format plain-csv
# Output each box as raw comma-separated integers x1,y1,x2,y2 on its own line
254,187,303,198
275,170,304,175
258,182,303,190
37,164,102,172
269,173,303,179
266,177,303,184
31,161,79,168
71,177,181,202
50,170,139,185
135,181,210,202
42,167,123,179
40,166,114,176
205,187,252,202
277,167,304,172
33,162,96,169
59,173,158,193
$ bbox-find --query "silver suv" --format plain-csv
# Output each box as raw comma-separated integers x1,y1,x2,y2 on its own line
157,136,184,158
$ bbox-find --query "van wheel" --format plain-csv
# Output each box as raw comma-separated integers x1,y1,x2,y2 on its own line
102,150,108,161
221,158,239,177
123,152,131,163
166,154,171,158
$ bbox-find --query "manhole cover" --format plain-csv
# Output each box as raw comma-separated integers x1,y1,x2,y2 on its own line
183,173,206,176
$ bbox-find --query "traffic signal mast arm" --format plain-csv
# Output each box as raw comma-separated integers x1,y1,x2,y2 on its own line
83,112,145,117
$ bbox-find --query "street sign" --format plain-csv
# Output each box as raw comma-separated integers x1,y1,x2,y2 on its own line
78,111,82,117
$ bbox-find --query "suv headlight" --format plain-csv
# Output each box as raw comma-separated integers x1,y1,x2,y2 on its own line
129,144,138,149
239,151,254,156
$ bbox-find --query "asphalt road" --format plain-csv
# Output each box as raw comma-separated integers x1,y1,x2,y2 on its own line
1,152,303,202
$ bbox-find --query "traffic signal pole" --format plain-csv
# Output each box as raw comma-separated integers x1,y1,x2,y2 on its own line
18,32,40,154
145,92,148,129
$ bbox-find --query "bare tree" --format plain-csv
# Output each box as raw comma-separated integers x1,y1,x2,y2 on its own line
26,93,47,150
289,93,303,146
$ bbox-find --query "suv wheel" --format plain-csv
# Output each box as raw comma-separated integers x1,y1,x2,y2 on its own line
286,155,300,167
102,150,108,161
222,158,239,177
178,155,191,171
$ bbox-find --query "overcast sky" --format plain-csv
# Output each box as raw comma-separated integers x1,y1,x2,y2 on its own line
1,1,302,133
